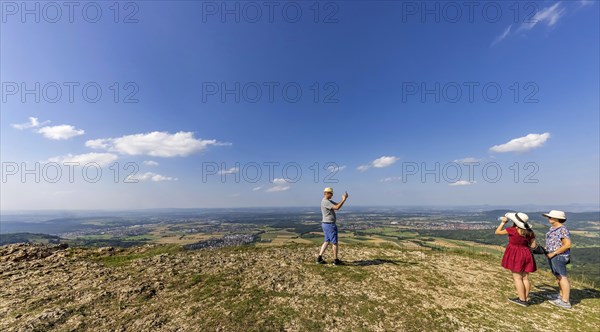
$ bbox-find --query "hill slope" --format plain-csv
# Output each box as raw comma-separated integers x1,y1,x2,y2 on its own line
1,243,599,331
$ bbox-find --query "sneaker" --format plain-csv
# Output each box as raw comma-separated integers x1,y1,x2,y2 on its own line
333,259,342,266
316,256,326,264
545,293,560,300
508,298,528,307
549,298,572,309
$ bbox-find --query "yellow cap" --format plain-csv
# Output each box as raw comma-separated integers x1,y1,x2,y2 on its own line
323,187,334,193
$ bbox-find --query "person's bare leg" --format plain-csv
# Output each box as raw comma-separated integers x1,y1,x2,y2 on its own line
522,273,531,300
332,244,338,260
512,273,526,301
319,242,329,257
556,277,563,299
559,276,570,303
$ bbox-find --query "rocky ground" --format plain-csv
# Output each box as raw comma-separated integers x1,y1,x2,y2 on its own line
1,242,599,331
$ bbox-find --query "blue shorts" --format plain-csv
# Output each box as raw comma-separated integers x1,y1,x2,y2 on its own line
322,222,338,244
548,254,570,277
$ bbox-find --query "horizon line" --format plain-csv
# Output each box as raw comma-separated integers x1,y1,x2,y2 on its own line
2,203,599,214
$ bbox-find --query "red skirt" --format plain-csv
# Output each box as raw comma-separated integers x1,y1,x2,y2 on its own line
502,244,537,273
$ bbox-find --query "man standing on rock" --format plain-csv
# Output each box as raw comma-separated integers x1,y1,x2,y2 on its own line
317,187,348,265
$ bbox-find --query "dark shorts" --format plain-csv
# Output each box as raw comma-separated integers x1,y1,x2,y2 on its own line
548,254,570,277
322,222,338,244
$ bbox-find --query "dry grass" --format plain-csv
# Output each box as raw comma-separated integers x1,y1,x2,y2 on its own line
2,243,599,331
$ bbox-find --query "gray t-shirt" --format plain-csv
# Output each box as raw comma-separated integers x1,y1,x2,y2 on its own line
321,198,337,223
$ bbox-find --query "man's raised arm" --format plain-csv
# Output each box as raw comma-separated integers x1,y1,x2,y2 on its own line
333,191,348,210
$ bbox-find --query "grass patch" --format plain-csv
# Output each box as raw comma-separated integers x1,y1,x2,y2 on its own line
120,234,157,241
306,263,370,283
90,244,182,267
186,271,296,331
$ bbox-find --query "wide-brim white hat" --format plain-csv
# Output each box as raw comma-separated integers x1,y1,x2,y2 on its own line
542,210,567,221
505,212,531,230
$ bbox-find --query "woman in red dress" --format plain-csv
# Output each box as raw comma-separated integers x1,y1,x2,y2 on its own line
495,212,537,307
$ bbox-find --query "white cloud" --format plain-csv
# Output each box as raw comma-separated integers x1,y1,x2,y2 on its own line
326,164,346,172
495,3,574,45
454,157,480,163
218,167,239,175
579,0,593,7
491,24,512,47
519,3,565,31
12,117,42,130
254,179,293,192
266,185,290,192
358,156,398,171
490,133,551,153
12,117,83,140
373,156,398,168
265,178,292,191
85,139,109,150
143,160,159,167
272,178,288,185
449,180,476,186
380,176,402,182
37,125,85,140
127,172,177,182
47,152,118,167
86,131,231,157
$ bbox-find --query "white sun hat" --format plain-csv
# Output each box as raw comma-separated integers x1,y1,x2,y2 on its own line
542,210,567,221
505,212,531,230
323,187,334,193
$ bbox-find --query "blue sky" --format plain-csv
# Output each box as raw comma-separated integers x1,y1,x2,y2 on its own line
1,0,599,210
